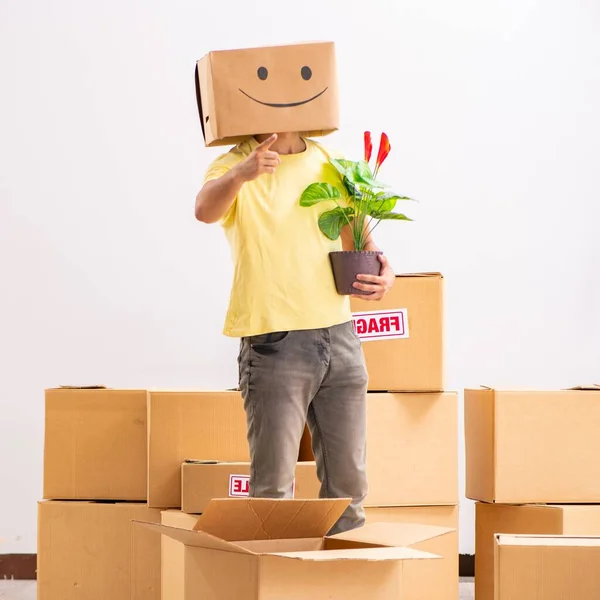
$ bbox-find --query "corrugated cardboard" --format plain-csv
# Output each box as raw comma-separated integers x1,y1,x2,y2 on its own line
181,460,321,514
37,501,161,600
195,41,339,147
141,498,451,600
299,392,458,506
44,387,147,500
147,390,249,508
351,273,444,392
366,506,459,600
465,386,600,503
494,534,600,600
476,502,600,600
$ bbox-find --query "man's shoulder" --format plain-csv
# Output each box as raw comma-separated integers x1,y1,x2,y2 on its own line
306,137,346,161
206,138,254,171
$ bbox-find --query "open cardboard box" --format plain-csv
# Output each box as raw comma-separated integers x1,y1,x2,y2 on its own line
137,498,452,600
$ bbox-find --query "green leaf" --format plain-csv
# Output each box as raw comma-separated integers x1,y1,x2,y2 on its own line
318,207,354,240
370,211,413,221
299,183,342,207
351,161,389,189
329,158,357,178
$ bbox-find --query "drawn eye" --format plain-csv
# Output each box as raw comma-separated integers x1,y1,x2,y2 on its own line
257,67,268,81
301,66,312,80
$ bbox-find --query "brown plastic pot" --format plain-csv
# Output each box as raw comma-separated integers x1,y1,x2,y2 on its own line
329,250,383,295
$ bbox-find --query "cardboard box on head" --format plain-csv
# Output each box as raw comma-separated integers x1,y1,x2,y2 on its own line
195,41,340,146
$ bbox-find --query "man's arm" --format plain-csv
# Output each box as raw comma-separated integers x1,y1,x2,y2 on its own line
195,134,280,224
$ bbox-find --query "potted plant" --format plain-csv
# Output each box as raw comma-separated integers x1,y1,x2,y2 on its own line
299,131,414,295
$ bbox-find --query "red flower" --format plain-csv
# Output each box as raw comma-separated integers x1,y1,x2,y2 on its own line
364,131,372,163
375,132,391,174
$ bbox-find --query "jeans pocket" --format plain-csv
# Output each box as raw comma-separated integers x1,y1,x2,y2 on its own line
248,331,290,350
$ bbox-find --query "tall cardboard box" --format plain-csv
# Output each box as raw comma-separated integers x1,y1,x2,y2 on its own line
195,42,339,146
147,390,249,508
494,534,600,600
299,392,458,506
181,460,321,514
44,387,147,500
475,502,600,600
37,501,161,600
351,273,444,392
142,498,451,600
366,506,459,600
465,386,600,503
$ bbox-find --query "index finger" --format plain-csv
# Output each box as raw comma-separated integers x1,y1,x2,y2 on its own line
256,133,278,151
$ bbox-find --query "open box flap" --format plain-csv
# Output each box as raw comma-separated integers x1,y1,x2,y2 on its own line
193,498,350,541
271,546,440,562
133,521,253,555
566,384,600,391
328,522,455,548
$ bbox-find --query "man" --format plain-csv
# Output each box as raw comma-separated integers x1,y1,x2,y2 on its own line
195,130,395,534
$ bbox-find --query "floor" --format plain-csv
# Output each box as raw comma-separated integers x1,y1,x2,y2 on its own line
0,578,475,599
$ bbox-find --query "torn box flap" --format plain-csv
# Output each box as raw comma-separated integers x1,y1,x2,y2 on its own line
193,498,351,541
271,545,440,563
132,521,252,555
328,522,455,549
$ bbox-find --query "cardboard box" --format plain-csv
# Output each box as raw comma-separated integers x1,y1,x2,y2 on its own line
141,498,452,600
494,534,600,600
147,390,249,508
300,392,458,506
44,386,147,500
37,501,161,600
351,273,444,392
366,506,459,600
195,42,339,147
475,502,600,600
181,460,321,514
465,385,600,503
161,510,199,600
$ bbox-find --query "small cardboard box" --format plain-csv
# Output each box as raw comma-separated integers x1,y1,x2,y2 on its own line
465,385,600,503
44,386,148,500
475,502,600,600
300,392,458,506
366,506,459,600
147,390,249,508
37,501,161,600
494,534,600,600
195,41,339,146
181,460,321,514
142,498,451,600
351,273,444,392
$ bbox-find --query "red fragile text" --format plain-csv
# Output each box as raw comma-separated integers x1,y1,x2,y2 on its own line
351,309,408,341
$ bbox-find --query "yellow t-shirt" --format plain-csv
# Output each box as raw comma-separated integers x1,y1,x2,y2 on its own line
204,136,352,338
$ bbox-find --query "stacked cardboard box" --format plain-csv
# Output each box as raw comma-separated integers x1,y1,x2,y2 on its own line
465,385,600,600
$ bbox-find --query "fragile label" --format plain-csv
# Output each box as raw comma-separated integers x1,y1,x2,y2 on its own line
352,309,409,342
229,474,296,497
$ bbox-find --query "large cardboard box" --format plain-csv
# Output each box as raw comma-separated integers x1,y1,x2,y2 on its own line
351,273,444,392
465,385,600,503
143,498,452,600
181,460,321,514
494,534,600,600
37,501,161,600
366,506,459,600
44,387,147,500
299,392,458,506
195,42,339,146
475,502,600,600
147,390,249,508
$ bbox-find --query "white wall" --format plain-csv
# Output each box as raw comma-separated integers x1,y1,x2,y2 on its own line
1,0,599,555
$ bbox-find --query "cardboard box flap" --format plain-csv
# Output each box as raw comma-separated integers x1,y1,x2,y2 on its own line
329,522,455,548
567,384,600,391
272,546,440,562
497,534,600,548
194,498,350,541
397,272,443,279
133,521,252,555
50,385,108,390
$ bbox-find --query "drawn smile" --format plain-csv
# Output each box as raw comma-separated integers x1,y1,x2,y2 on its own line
238,87,328,108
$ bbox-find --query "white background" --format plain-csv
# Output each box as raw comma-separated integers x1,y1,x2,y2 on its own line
1,0,599,555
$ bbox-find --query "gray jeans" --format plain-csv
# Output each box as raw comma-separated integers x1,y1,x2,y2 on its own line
238,320,369,535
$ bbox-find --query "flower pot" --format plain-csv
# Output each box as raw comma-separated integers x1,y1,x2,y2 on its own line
329,250,383,295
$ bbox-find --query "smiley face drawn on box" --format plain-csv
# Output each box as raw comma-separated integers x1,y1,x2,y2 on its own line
195,42,340,147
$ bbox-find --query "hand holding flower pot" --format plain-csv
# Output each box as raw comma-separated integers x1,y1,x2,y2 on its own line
300,131,414,295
